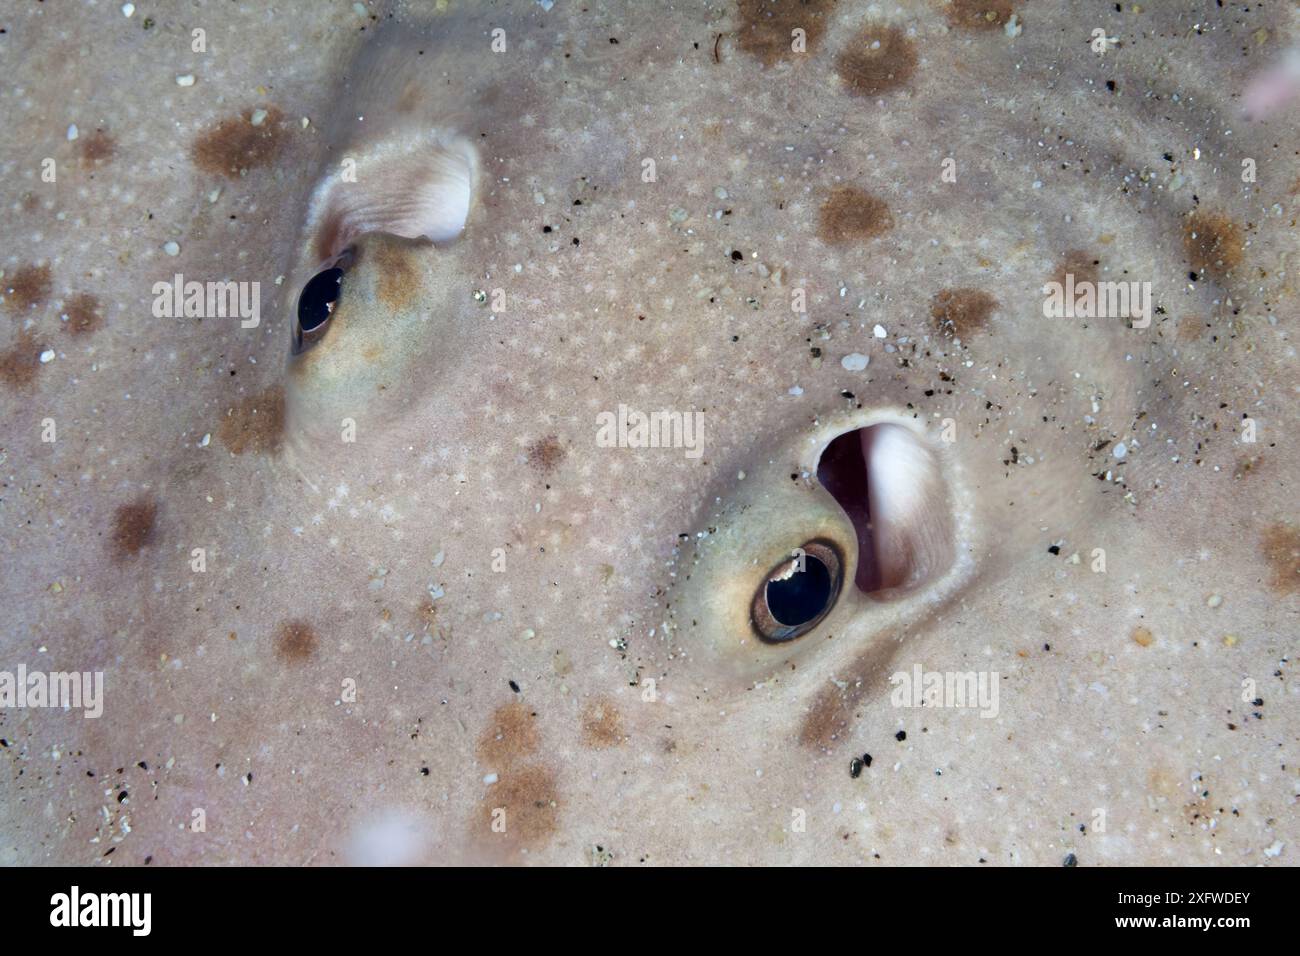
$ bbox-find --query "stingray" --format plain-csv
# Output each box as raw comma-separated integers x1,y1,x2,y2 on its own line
0,0,1296,867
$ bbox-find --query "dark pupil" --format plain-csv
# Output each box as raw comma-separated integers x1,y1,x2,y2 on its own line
298,267,344,332
766,555,833,627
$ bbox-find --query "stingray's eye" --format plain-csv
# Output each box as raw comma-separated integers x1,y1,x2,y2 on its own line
293,249,354,354
751,539,843,643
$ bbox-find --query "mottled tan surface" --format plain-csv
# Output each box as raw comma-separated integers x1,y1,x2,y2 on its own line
0,0,1296,866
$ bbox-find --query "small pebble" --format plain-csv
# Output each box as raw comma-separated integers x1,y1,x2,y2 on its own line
122,3,134,17
483,773,498,785
1206,594,1222,608
163,241,181,257
250,108,268,127
873,324,887,338
841,352,870,371
1113,441,1127,460
39,349,55,364
66,124,79,141
175,74,196,87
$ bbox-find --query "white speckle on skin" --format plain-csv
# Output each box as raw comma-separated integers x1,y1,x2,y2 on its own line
39,349,55,364
483,773,498,785
1113,441,1127,460
873,324,887,338
66,124,78,141
175,74,195,87
163,241,180,256
841,353,869,371
121,3,134,16
788,385,803,396
250,108,268,127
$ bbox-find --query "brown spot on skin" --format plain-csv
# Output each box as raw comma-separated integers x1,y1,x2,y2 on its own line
112,497,157,558
1053,249,1100,289
481,764,559,849
475,702,558,852
817,187,893,245
478,702,541,765
930,287,998,339
735,0,834,67
580,696,625,749
799,641,898,749
1177,313,1205,342
373,242,419,313
396,80,423,114
78,129,116,165
192,106,288,179
4,264,52,314
945,0,1016,30
1184,210,1244,278
0,332,42,388
800,682,857,748
1131,626,1154,647
1146,765,1178,802
216,385,285,455
527,435,566,473
62,293,105,337
836,26,918,97
1261,524,1300,595
274,620,319,662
